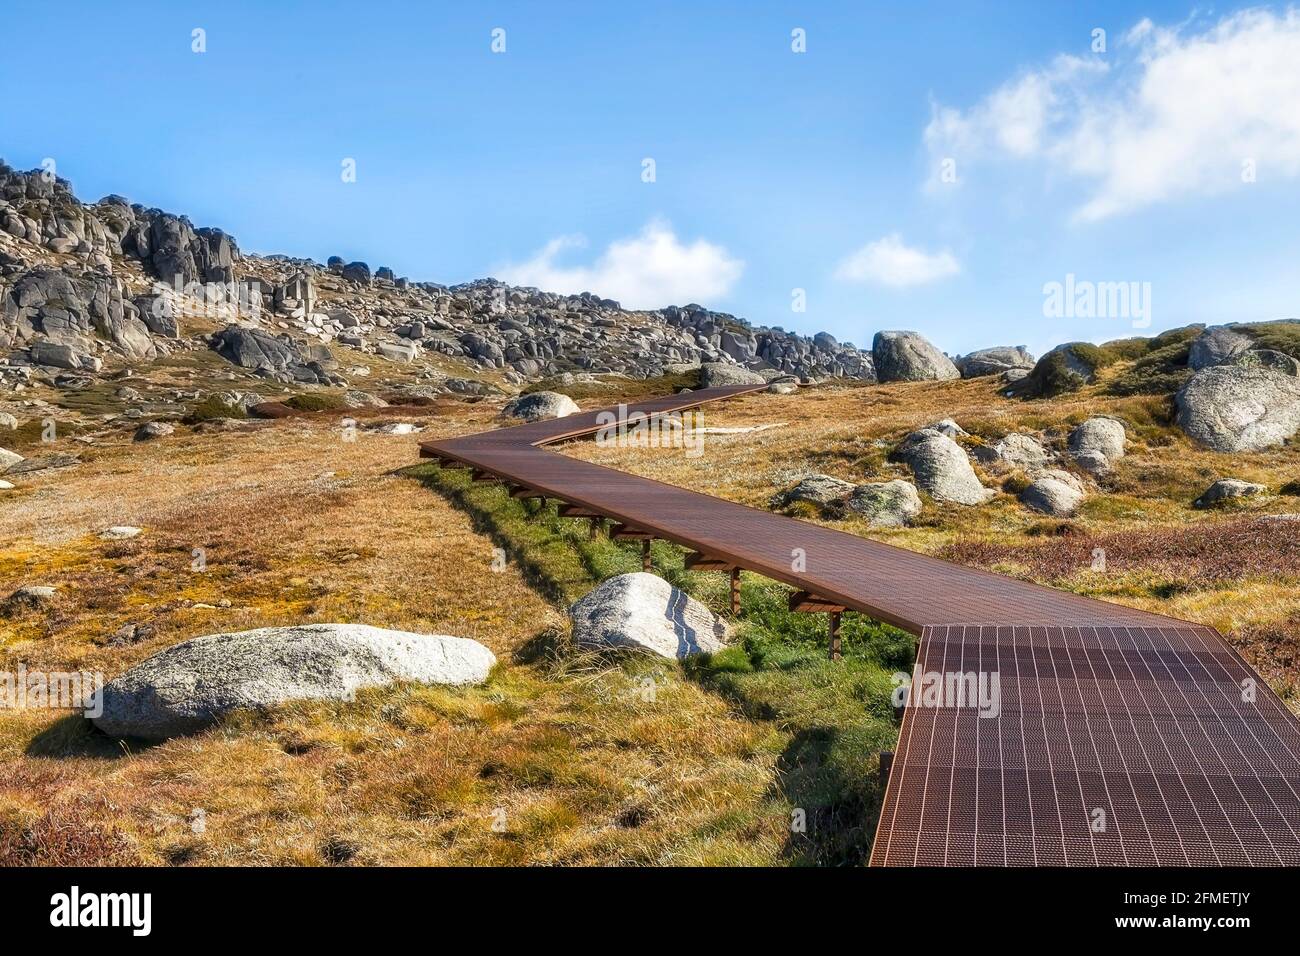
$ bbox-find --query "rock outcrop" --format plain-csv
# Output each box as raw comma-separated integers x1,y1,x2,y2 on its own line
872,331,960,382
2,160,882,392
956,346,1035,378
1176,350,1300,452
568,572,729,659
91,623,496,740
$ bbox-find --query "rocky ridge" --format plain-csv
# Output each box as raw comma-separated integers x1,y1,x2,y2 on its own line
0,161,877,397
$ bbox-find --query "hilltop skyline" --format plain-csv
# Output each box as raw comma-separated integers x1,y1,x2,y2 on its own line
3,1,1299,356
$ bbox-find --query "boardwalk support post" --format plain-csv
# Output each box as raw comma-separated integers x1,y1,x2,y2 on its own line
685,551,743,616
789,591,846,661
642,538,652,572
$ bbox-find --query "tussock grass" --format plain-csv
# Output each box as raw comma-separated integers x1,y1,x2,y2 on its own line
4,362,1297,865
409,462,914,865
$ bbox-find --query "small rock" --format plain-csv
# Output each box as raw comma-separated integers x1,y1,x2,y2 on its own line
99,526,142,540
0,412,17,430
371,422,422,435
2,453,79,475
1020,470,1087,516
774,474,856,510
845,479,922,527
134,421,175,442
1194,478,1267,509
342,390,387,409
766,376,799,394
376,341,418,363
974,433,1051,470
927,418,967,438
0,480,13,490
2,585,56,614
1068,418,1126,474
0,447,23,470
569,572,729,660
96,622,154,647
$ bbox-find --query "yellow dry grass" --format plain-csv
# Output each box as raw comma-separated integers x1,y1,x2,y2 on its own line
2,371,1297,865
0,407,787,865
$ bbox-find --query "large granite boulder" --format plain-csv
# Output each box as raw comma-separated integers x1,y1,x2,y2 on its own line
502,390,579,421
895,428,993,504
193,227,238,283
91,623,496,740
211,325,303,371
699,362,766,388
956,346,1035,378
568,572,729,659
872,331,960,382
146,212,199,285
1176,350,1300,452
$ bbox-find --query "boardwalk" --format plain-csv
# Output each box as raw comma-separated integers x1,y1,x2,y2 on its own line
420,384,1300,866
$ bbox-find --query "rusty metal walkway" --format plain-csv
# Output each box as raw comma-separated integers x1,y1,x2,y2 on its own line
419,384,1300,866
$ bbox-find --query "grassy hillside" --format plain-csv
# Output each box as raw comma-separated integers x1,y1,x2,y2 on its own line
2,355,1297,865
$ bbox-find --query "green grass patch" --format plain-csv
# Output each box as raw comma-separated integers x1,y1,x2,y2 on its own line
183,395,248,423
283,392,348,413
1240,320,1300,360
522,370,701,403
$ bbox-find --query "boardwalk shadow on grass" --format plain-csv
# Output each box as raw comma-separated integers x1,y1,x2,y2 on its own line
772,725,883,866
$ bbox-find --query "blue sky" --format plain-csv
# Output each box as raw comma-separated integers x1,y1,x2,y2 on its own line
3,1,1299,356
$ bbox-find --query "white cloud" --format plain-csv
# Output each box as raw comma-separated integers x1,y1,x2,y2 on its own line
925,8,1300,220
496,220,743,309
834,234,961,287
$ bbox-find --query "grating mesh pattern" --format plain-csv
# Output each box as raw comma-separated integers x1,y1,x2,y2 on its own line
870,625,1300,866
419,385,1300,867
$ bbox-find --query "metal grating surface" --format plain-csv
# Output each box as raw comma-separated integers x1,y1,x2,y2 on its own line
419,385,1300,866
871,626,1300,866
